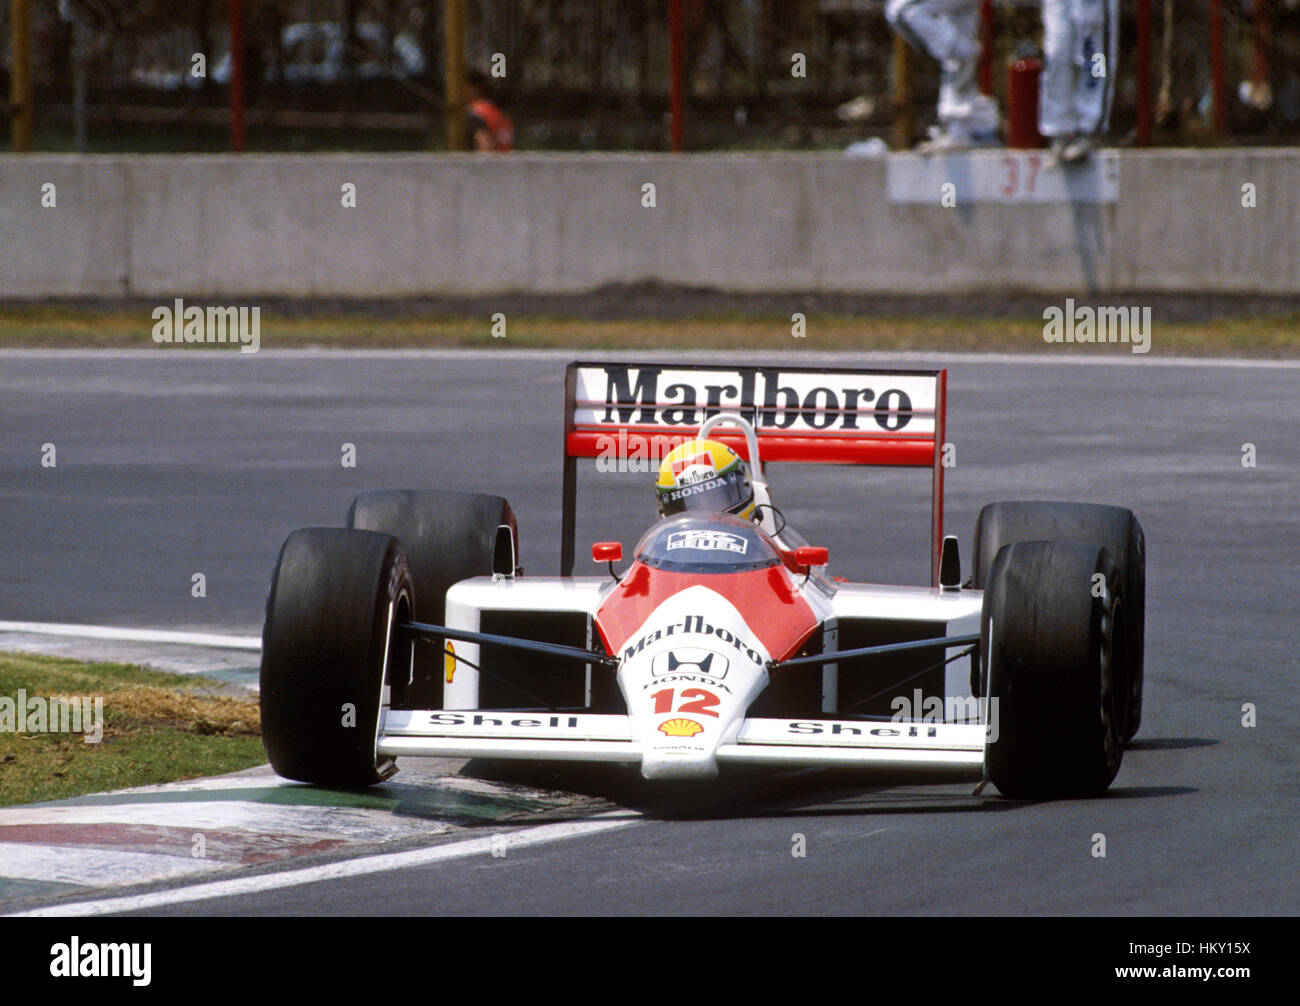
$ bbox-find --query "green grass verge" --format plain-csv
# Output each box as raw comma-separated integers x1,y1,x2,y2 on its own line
0,306,1296,356
0,652,264,808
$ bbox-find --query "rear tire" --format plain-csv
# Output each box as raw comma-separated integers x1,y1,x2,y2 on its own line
347,490,516,708
260,528,414,786
983,541,1126,799
972,500,1145,743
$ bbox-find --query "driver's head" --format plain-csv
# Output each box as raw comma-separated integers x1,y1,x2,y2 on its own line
655,439,756,520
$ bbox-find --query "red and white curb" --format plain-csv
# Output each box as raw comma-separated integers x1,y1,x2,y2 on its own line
0,621,619,911
8,816,638,917
0,763,593,905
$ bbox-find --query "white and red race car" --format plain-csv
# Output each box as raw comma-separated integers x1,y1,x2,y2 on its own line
260,362,1145,799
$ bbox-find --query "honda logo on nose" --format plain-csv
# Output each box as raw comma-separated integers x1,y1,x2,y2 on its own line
651,648,729,680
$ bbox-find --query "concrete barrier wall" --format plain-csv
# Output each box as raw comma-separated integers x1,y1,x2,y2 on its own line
1,150,1296,298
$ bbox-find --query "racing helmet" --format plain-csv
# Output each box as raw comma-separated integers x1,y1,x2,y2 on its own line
655,439,756,520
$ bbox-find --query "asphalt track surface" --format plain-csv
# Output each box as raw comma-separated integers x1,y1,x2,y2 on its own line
1,348,1297,915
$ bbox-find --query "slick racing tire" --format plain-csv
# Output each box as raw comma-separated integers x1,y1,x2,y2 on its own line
983,541,1126,799
260,528,413,786
972,500,1145,744
347,490,517,708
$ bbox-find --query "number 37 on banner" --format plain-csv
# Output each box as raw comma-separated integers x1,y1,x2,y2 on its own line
1000,152,1045,199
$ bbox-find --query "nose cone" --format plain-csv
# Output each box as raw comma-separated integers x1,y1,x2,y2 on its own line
642,703,723,779
642,746,721,780
614,585,771,781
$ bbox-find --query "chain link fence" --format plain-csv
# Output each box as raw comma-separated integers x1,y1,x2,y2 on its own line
2,0,1297,150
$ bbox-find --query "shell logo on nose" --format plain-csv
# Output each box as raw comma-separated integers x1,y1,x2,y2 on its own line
658,717,704,737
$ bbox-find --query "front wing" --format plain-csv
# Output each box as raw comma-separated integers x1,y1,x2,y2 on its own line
378,711,986,779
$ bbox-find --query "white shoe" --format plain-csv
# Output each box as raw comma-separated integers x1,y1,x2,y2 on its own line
836,95,876,122
917,123,999,153
1050,134,1093,164
917,126,971,152
1061,135,1093,163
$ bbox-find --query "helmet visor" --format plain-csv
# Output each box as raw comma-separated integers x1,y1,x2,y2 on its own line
659,469,750,517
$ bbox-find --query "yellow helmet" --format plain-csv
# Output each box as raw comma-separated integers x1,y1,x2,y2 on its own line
655,439,756,520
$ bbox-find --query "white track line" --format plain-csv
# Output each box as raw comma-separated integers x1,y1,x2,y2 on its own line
0,622,260,651
7,816,638,917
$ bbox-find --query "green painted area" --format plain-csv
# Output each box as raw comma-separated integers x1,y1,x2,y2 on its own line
0,876,87,901
29,780,556,823
390,785,557,822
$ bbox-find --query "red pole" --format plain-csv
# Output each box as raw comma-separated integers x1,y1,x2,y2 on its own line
1136,0,1151,146
229,0,246,152
668,0,684,152
1007,59,1045,148
1209,0,1227,136
978,0,994,96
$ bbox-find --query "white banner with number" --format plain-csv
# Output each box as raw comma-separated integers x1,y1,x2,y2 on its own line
886,149,1119,204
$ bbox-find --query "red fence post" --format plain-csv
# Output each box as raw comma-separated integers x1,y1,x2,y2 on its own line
1007,59,1046,148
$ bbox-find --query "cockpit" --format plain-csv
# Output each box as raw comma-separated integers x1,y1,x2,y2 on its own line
632,512,783,575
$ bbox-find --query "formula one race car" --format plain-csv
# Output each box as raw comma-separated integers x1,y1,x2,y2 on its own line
259,362,1146,799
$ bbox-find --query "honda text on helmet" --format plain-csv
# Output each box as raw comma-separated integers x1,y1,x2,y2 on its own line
655,439,756,520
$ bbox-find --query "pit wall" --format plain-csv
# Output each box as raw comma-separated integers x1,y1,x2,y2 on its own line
1,149,1295,298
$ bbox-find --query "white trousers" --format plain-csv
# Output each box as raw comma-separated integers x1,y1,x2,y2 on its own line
1039,0,1119,136
886,0,998,133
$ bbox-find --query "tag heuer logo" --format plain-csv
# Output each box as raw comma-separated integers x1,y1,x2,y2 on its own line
666,530,748,554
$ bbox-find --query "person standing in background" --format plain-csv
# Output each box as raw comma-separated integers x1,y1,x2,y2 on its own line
466,68,514,152
885,0,1000,150
1039,0,1119,162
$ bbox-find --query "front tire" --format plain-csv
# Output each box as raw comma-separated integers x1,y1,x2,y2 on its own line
983,540,1126,799
260,527,414,786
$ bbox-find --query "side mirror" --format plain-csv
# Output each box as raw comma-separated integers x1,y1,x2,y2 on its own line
593,541,624,584
592,542,622,563
794,546,829,568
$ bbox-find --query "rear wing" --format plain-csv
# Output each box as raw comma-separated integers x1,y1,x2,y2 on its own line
561,361,948,584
